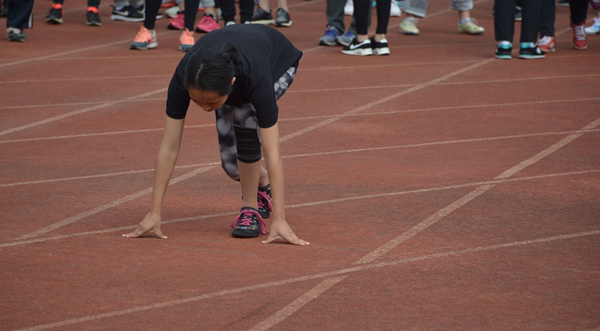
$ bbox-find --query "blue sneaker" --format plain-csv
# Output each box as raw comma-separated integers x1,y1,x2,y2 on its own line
585,17,600,35
336,31,355,47
319,25,341,46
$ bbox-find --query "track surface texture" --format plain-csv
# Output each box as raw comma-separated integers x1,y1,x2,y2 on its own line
1,0,599,330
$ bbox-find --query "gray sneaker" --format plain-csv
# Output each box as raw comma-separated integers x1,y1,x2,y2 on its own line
335,31,355,46
319,25,341,46
275,8,291,27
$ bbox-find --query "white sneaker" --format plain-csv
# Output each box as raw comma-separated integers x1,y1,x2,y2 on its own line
344,0,353,16
165,5,180,18
390,1,401,17
585,17,600,35
399,16,419,35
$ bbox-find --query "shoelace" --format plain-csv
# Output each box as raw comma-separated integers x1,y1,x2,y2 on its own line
573,23,586,41
134,28,151,42
257,190,273,212
231,209,269,234
324,29,338,38
538,36,553,46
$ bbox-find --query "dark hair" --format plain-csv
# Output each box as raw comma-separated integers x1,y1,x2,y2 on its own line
184,43,242,96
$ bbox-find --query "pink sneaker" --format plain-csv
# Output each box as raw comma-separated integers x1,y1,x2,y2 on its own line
130,25,157,50
571,21,587,50
179,28,194,52
195,13,219,33
167,12,184,30
537,36,555,53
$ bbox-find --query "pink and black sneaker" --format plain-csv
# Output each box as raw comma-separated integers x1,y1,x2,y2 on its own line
257,186,273,218
231,207,268,238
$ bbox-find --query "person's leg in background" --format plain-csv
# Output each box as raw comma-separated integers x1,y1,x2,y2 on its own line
400,0,428,35
537,0,556,53
569,0,588,49
6,0,34,41
453,0,485,35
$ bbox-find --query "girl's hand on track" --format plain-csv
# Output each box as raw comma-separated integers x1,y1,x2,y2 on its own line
262,219,309,245
122,212,167,239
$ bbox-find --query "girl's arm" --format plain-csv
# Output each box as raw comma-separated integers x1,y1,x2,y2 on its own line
123,116,186,239
259,123,309,245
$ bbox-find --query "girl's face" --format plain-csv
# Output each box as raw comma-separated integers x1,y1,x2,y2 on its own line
188,77,236,112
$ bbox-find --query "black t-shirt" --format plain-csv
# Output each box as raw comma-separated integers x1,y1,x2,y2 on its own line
166,24,303,128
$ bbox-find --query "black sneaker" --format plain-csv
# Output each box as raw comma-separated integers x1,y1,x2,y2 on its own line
86,9,102,26
251,7,274,25
134,4,163,19
8,29,25,42
257,186,272,218
111,5,144,22
514,6,522,21
518,46,545,59
46,5,63,24
557,0,569,6
371,37,390,55
495,42,512,59
231,207,267,238
275,8,292,27
342,38,372,56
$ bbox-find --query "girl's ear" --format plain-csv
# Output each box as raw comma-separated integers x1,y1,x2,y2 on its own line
231,77,236,85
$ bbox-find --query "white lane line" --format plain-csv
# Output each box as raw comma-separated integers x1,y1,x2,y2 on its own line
3,168,598,248
354,116,600,265
3,128,599,188
2,97,599,145
0,31,178,69
247,276,348,331
13,230,600,331
0,75,171,84
15,166,214,240
0,88,167,137
0,98,164,110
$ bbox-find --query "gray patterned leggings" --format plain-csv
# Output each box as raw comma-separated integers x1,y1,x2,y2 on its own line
215,65,297,181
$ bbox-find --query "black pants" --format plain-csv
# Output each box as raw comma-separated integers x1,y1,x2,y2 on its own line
144,0,200,30
220,0,254,24
538,0,555,37
6,0,35,30
569,0,588,25
354,0,390,35
494,0,541,43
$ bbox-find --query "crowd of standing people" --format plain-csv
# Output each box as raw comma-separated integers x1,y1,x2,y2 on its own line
2,0,598,56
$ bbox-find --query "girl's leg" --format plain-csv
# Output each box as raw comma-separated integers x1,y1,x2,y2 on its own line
494,0,516,43
569,0,588,25
375,0,391,38
518,0,541,43
7,0,34,30
144,0,162,29
183,0,200,30
539,0,555,37
353,0,371,39
239,0,254,23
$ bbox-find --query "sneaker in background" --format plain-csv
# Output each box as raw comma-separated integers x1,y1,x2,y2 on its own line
179,28,194,52
195,13,219,32
399,16,419,35
167,12,185,29
46,3,63,24
537,35,555,53
371,37,390,55
571,21,587,49
344,0,353,16
134,3,163,19
342,38,372,56
557,0,569,6
336,31,355,46
130,25,157,50
514,6,522,21
86,7,102,26
165,5,180,18
585,17,600,35
231,207,268,238
390,1,401,17
161,0,176,8
518,43,545,59
251,7,274,24
7,28,25,42
111,5,144,21
458,17,484,34
495,41,512,59
275,8,292,26
319,25,341,46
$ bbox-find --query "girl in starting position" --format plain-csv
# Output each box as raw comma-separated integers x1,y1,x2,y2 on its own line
123,24,309,245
